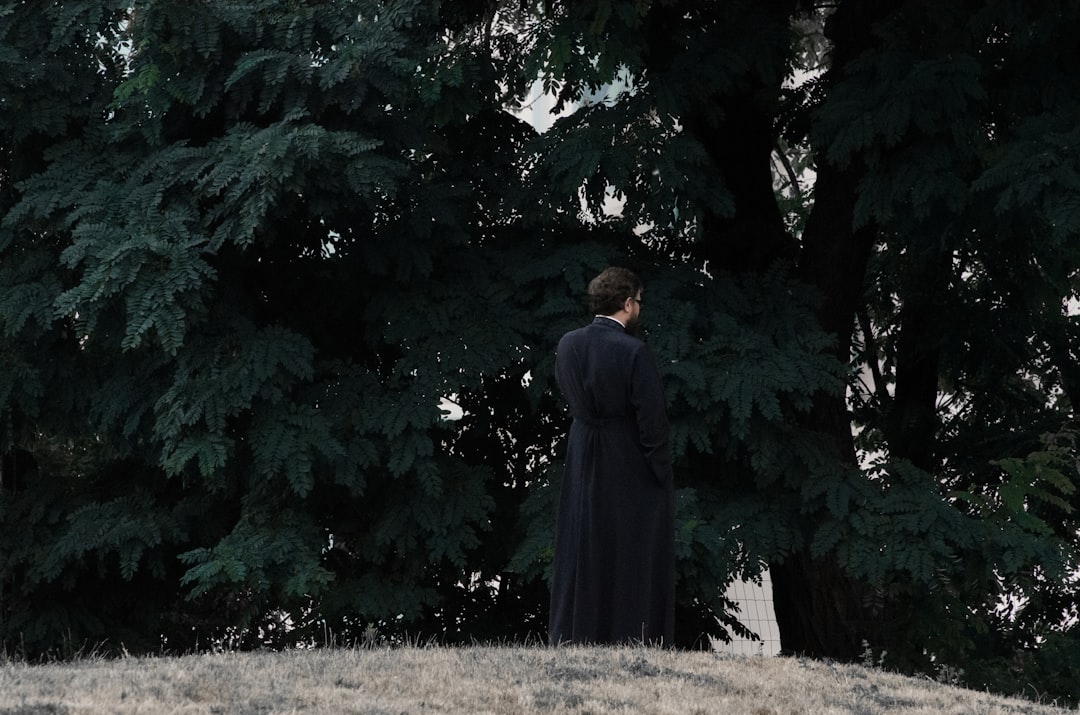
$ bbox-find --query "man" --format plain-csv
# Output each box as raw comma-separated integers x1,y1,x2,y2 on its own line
549,266,676,646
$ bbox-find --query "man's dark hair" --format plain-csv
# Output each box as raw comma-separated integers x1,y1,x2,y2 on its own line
587,267,642,315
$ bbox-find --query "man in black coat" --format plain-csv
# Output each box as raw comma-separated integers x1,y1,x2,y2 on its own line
549,266,676,646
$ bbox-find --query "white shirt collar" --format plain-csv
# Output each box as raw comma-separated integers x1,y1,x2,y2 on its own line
595,315,626,328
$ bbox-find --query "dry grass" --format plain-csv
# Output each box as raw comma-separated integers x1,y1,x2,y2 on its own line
0,645,1074,714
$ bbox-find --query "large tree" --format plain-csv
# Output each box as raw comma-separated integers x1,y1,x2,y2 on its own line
2,0,1079,703
506,0,1080,685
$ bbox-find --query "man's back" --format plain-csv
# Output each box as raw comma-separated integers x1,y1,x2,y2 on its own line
556,318,673,487
556,318,641,419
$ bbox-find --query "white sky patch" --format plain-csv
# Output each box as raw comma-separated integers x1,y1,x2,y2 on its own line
438,395,465,421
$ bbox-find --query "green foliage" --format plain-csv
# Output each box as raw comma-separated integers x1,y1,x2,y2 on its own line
990,443,1077,539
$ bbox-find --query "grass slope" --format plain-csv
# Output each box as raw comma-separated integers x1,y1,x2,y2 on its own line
0,645,1073,714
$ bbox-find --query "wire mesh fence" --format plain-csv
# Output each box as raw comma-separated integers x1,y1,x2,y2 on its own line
713,569,782,656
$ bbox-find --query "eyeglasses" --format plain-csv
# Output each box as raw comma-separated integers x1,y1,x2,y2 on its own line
631,298,643,307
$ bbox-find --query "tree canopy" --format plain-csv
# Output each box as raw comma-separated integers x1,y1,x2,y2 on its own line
2,0,1079,704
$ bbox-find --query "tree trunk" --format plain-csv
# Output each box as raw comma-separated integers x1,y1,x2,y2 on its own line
772,0,892,659
659,0,893,660
887,252,950,471
776,154,878,659
676,2,800,274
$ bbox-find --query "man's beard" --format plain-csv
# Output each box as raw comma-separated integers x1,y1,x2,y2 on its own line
625,314,642,337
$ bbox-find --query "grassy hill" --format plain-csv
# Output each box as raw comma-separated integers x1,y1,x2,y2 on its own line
0,645,1073,714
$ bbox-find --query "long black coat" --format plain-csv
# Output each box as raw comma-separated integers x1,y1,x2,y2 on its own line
549,316,675,645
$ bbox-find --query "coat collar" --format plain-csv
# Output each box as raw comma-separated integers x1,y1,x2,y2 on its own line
592,315,626,331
